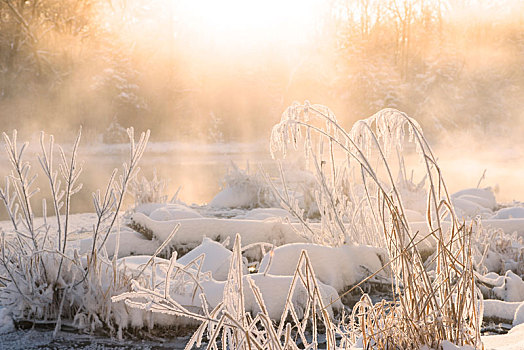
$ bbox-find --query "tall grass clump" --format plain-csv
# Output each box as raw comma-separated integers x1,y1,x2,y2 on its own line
114,233,343,349
270,102,483,349
0,128,149,334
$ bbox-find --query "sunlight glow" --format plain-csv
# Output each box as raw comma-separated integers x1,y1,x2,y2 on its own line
177,0,323,48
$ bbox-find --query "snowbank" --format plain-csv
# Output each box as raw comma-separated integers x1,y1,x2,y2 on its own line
199,273,343,320
258,243,388,292
129,212,307,258
114,256,341,322
493,271,524,302
176,237,243,280
492,207,524,220
483,300,522,323
482,323,524,350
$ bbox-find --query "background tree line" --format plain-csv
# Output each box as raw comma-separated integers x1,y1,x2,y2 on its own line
0,0,523,143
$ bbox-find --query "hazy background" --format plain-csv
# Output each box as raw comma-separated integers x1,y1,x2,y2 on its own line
1,0,523,141
0,0,523,205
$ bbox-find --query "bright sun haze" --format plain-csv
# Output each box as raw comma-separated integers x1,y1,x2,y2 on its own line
177,0,323,48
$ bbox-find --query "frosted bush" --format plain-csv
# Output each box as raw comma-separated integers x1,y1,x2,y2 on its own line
0,128,149,334
470,221,524,276
210,162,275,208
130,169,168,206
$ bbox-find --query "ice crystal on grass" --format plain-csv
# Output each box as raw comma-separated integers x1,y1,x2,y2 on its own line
0,128,149,335
270,102,483,349
115,234,344,349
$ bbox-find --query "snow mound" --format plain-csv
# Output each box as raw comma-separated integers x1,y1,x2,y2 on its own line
239,208,296,221
74,226,159,257
115,256,341,322
482,322,524,350
129,212,307,259
451,188,497,219
452,188,497,210
452,197,492,218
258,243,388,292
440,340,476,350
200,273,342,320
133,202,169,216
208,163,272,209
117,255,169,278
176,237,242,280
493,270,524,302
209,186,258,208
483,299,521,322
513,303,524,326
492,207,524,220
149,204,202,221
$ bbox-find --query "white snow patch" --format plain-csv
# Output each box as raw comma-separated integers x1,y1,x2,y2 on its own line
492,207,524,220
209,186,259,208
512,303,524,326
199,273,342,320
148,204,202,221
129,212,307,259
176,237,241,281
258,243,388,292
482,322,524,350
493,271,524,302
452,188,497,210
239,208,296,221
483,300,522,322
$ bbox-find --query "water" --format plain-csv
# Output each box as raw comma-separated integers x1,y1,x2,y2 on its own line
0,328,191,349
0,140,273,221
0,138,522,224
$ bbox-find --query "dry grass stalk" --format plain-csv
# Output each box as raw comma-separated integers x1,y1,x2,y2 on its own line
270,102,483,349
115,233,344,349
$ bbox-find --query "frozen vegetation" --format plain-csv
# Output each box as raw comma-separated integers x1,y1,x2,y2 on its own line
0,104,524,349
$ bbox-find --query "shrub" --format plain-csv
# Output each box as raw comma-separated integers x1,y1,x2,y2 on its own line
0,128,149,335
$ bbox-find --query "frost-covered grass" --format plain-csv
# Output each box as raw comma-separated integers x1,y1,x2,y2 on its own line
0,128,149,335
2,105,524,349
269,103,483,348
109,103,488,349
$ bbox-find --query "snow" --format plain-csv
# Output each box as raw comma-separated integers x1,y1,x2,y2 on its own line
452,196,493,218
483,300,522,322
148,203,203,221
482,323,524,350
209,186,259,208
129,212,307,258
258,243,388,292
452,188,497,210
440,341,476,350
72,225,159,257
513,303,524,326
176,237,241,280
198,273,343,320
238,207,296,221
2,137,524,349
493,271,524,302
114,257,341,322
493,207,524,220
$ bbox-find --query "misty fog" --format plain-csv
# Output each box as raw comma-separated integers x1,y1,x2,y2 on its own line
1,0,523,204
